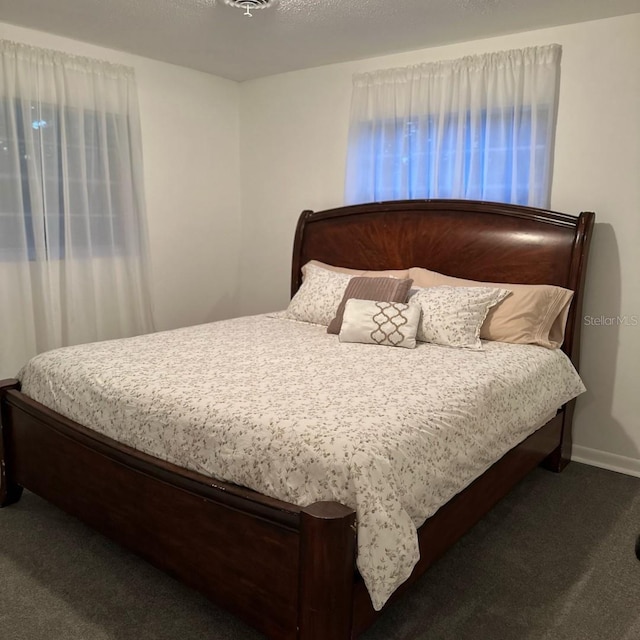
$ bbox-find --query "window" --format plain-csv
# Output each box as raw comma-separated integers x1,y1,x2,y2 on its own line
345,45,560,208
0,40,153,375
0,99,131,261
348,106,551,205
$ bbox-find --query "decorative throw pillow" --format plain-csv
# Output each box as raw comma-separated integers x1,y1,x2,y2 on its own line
409,267,573,349
284,262,352,326
409,286,511,350
339,299,420,349
327,276,414,334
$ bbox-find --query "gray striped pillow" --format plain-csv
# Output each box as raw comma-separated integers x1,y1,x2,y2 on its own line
327,276,413,334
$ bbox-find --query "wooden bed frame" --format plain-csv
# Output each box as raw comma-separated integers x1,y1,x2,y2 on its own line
0,200,594,640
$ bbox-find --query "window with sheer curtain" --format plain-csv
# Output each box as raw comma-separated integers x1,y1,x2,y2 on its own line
0,40,154,378
345,45,561,208
1,101,131,260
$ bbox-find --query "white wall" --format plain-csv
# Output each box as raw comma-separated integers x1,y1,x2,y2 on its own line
0,22,242,337
238,14,640,475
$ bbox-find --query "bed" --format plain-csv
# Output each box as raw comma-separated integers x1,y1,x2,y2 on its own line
0,199,594,639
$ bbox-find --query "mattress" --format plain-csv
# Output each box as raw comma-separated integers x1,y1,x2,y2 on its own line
18,314,586,609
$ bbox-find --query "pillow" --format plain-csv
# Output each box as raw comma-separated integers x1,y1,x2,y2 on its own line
339,299,420,349
409,267,573,349
302,260,410,281
409,286,510,350
284,262,352,326
327,276,414,334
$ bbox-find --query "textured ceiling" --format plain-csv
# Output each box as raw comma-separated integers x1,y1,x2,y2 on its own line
0,0,639,81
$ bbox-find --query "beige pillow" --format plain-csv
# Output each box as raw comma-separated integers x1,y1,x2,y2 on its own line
409,286,510,350
409,267,574,349
327,276,413,334
302,260,410,281
339,299,420,349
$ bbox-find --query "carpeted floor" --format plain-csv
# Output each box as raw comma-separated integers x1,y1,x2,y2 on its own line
1,462,639,640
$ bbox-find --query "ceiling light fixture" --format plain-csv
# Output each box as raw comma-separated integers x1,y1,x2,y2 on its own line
223,0,275,17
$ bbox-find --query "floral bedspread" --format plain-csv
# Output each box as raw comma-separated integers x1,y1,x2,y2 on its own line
18,315,585,609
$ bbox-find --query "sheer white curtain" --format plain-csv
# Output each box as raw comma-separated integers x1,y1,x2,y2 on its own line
0,40,154,377
345,45,561,207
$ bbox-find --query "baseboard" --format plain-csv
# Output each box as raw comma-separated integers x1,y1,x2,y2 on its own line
572,445,640,479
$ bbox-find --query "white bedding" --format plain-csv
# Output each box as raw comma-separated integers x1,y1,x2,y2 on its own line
18,314,585,609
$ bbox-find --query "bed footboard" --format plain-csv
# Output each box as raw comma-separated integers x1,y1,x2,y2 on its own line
0,381,358,640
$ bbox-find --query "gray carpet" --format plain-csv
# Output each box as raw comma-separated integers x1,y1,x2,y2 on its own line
1,462,639,640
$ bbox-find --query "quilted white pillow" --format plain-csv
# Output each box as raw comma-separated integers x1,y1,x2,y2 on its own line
284,262,352,326
409,286,510,350
339,299,420,349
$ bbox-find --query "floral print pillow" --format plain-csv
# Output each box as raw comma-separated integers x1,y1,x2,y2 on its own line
284,262,352,326
409,286,510,350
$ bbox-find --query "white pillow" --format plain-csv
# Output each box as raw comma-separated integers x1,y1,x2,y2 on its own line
409,286,510,350
284,262,352,326
339,299,420,349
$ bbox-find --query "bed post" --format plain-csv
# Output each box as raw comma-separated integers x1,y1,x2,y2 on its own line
298,501,357,640
543,210,595,473
0,379,23,507
543,402,576,472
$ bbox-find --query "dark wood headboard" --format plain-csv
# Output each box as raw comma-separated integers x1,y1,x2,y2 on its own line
291,199,595,368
